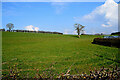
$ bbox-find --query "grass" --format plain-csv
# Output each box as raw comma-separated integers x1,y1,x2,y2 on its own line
2,32,119,77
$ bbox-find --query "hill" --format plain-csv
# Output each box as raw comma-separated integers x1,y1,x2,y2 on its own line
2,32,119,77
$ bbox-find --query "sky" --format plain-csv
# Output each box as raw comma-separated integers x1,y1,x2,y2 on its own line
2,0,119,34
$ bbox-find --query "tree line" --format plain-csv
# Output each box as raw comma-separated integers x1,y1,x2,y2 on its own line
1,23,85,37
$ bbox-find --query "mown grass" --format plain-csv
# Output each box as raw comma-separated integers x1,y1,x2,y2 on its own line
2,32,119,77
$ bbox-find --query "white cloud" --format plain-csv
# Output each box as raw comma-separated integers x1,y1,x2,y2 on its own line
34,27,39,31
111,30,118,33
51,2,67,14
74,0,118,34
101,22,112,27
73,30,77,34
64,29,78,35
24,25,34,31
83,0,118,27
64,29,69,34
24,25,39,31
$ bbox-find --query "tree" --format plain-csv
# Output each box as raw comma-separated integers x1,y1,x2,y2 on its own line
6,23,14,32
74,23,85,38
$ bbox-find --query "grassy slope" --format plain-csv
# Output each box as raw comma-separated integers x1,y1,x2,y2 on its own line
2,32,119,77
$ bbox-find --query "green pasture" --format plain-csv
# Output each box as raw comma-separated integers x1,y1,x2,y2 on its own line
2,32,119,77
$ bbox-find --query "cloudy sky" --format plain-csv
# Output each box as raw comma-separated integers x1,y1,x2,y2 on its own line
2,0,119,34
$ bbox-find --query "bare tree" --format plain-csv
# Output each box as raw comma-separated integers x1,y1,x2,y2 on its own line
6,23,14,32
74,23,85,38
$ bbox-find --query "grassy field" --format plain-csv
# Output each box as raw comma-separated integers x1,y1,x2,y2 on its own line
2,32,119,77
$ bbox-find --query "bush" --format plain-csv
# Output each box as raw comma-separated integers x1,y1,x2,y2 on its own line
92,38,120,48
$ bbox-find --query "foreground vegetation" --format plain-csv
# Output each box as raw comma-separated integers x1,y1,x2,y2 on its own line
2,32,119,78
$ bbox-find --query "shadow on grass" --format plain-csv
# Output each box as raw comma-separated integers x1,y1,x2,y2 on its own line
95,54,120,64
92,42,120,48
